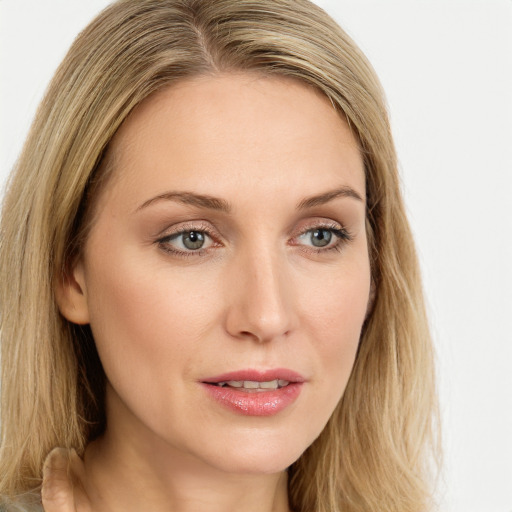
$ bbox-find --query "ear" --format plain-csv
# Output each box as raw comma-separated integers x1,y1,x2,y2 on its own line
54,260,90,325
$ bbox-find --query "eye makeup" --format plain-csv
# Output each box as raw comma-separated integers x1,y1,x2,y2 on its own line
154,218,353,260
155,220,222,258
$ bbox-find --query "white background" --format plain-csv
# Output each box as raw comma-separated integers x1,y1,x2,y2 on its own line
1,1,511,511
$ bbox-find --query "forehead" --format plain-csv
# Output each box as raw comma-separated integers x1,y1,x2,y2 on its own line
99,73,365,211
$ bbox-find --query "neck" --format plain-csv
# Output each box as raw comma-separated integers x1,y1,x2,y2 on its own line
82,388,291,512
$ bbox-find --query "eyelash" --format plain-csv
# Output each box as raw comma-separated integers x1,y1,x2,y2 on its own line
155,222,353,258
294,224,353,255
156,222,217,258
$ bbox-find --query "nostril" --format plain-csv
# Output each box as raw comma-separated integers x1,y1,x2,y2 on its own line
239,330,262,342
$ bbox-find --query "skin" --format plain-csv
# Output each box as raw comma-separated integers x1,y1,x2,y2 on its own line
52,73,371,512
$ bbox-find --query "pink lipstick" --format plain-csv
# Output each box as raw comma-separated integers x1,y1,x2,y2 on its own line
201,369,305,416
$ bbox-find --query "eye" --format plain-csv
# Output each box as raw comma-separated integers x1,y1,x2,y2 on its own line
305,228,333,247
295,225,352,252
178,230,207,250
158,229,214,254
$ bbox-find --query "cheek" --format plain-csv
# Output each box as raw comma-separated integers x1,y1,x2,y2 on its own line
300,256,370,400
83,247,222,397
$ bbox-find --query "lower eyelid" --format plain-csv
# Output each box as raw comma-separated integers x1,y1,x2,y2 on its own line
159,245,208,256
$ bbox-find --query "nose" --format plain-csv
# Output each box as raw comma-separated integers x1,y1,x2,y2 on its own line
224,245,296,343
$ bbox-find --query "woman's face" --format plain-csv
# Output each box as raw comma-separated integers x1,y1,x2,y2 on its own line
61,73,371,474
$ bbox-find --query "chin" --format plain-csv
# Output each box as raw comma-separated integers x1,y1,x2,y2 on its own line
190,426,317,476
208,450,301,476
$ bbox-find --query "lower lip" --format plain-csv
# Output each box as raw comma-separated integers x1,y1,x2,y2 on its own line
202,383,303,416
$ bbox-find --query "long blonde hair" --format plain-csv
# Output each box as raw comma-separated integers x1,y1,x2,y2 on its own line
0,1,439,510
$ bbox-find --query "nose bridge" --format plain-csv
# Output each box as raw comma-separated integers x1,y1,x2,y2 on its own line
225,240,294,342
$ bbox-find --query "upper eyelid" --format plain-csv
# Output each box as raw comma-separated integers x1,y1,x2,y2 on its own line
292,219,345,236
157,221,218,238
158,221,343,238
156,218,347,238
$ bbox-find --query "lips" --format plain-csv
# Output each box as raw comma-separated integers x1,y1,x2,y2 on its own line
212,379,290,390
201,368,305,416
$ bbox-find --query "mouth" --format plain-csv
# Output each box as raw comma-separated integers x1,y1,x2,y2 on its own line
202,368,304,388
210,379,291,391
201,369,305,416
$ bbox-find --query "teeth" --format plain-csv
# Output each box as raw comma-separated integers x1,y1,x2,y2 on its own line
259,380,278,389
215,380,290,389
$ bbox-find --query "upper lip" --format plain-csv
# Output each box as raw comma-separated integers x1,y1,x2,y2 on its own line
202,368,306,384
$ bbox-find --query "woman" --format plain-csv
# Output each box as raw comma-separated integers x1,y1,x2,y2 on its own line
0,1,439,511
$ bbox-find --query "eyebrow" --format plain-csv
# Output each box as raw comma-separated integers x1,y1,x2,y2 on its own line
296,186,364,209
136,191,231,213
136,185,363,214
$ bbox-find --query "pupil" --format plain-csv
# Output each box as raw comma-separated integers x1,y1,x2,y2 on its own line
183,231,205,250
311,229,331,247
